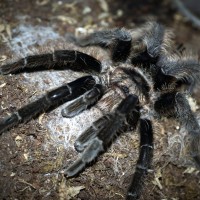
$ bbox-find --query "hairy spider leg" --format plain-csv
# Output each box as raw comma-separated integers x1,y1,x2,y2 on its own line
61,84,104,118
175,93,200,165
74,22,166,66
131,22,165,66
152,67,176,90
73,28,132,62
176,43,186,55
64,94,139,177
73,107,140,154
0,50,101,74
0,76,96,135
154,92,200,167
127,119,153,200
155,56,200,91
74,116,110,152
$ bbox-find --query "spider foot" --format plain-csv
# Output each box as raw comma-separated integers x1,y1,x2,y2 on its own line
64,95,139,177
64,137,104,177
61,84,104,118
0,76,96,134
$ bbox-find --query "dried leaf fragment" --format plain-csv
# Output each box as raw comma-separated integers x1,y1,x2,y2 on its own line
152,168,163,190
183,167,199,174
59,178,85,200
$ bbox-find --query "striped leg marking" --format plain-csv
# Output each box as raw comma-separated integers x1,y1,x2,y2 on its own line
0,76,96,135
0,50,101,74
127,119,153,200
64,94,139,177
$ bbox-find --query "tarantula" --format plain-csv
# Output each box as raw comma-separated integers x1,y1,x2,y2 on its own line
0,22,200,200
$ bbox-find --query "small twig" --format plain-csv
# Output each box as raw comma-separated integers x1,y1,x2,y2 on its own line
17,178,37,190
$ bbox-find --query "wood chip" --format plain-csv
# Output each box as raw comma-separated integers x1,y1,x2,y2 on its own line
15,135,23,147
0,83,6,88
55,16,77,24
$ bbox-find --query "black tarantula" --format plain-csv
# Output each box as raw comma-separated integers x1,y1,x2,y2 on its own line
0,21,200,199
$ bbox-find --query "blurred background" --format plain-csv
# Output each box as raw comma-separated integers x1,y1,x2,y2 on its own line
0,0,200,199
